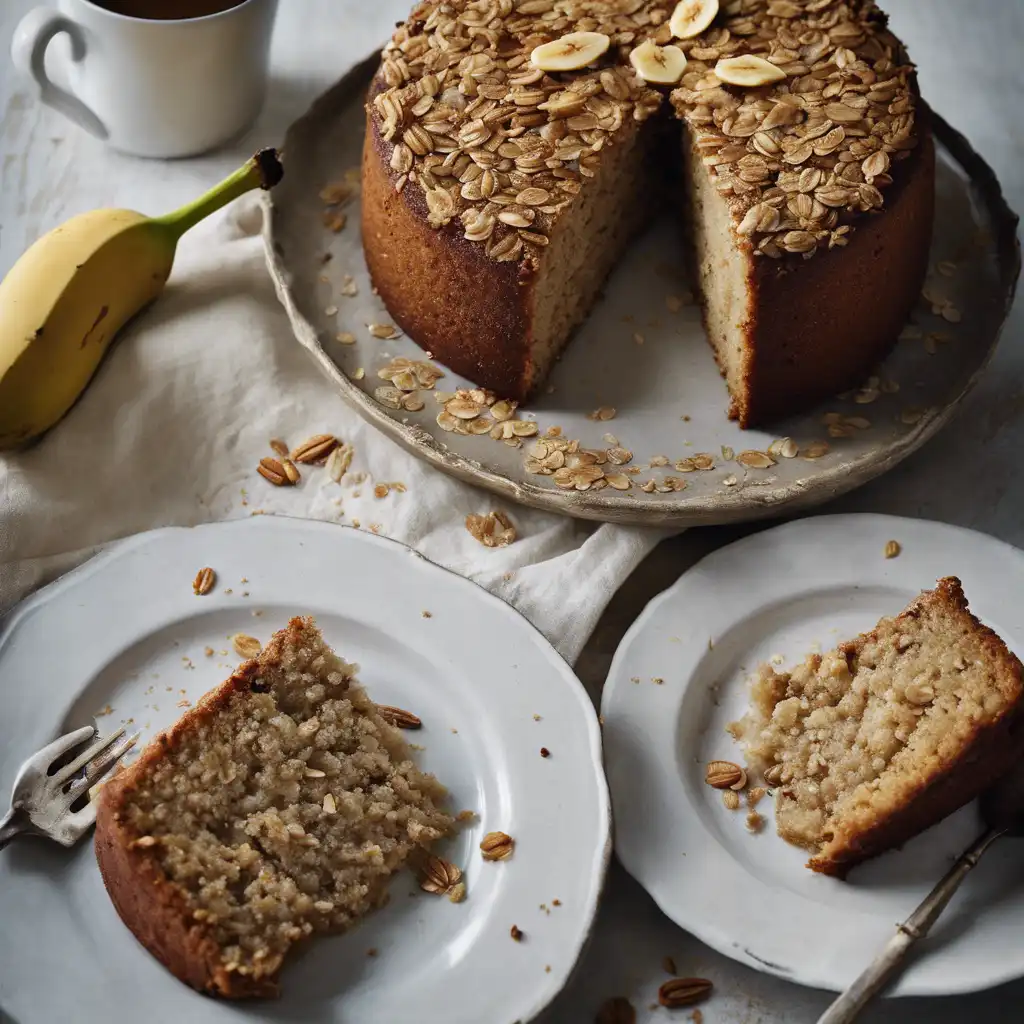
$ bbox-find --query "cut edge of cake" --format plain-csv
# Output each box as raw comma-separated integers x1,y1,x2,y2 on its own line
734,578,1024,877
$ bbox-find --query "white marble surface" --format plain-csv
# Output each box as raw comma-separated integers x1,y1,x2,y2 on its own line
1,2,1022,1022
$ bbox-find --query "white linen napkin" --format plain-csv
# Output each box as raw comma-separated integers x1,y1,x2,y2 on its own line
0,194,667,662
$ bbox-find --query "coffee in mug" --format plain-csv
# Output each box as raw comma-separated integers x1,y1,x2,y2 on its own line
87,1,247,18
11,0,278,157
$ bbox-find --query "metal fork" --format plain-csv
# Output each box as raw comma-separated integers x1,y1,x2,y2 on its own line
0,725,138,850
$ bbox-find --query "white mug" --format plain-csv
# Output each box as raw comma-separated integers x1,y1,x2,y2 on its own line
11,0,279,158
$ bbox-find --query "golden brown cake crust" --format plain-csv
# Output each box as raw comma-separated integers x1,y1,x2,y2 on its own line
362,115,539,401
808,578,1024,877
95,658,274,998
739,119,934,426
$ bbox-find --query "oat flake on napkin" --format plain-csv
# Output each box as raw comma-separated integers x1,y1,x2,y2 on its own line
0,193,667,662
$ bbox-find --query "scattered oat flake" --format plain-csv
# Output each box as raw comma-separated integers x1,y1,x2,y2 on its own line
746,811,765,833
465,510,517,548
737,450,775,470
95,705,113,717
589,406,616,421
722,474,738,487
324,305,338,316
368,323,398,339
350,368,365,381
801,440,830,459
937,260,958,277
336,332,356,345
885,540,902,559
176,699,192,709
232,634,262,659
192,567,215,595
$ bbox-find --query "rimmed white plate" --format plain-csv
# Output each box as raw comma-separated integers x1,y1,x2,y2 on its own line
0,518,610,1024
602,513,1024,997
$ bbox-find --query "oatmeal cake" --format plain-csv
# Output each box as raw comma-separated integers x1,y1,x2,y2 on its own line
733,578,1024,876
95,617,454,997
361,0,933,426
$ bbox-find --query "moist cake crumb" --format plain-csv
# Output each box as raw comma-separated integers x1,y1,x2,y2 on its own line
732,578,1024,875
95,617,454,996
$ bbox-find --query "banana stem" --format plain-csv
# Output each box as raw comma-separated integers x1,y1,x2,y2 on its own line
153,148,284,240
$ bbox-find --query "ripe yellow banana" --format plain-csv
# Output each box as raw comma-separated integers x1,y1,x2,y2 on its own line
0,149,283,450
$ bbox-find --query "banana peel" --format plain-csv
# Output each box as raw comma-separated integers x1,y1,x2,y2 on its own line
0,148,283,450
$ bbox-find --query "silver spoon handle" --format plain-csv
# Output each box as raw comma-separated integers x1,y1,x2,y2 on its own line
816,826,1004,1024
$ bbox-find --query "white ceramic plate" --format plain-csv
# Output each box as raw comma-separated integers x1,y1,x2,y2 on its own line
264,60,1020,526
601,513,1024,997
0,518,610,1024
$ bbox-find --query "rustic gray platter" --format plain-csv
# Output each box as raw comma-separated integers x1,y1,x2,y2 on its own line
264,54,1020,527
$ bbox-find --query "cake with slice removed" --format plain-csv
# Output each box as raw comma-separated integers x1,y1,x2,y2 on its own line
94,617,454,997
361,0,934,427
732,578,1024,877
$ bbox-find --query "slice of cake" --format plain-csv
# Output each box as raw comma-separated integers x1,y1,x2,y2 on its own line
733,578,1024,877
94,617,454,997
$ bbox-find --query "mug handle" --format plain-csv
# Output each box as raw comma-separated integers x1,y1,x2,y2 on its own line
11,7,108,140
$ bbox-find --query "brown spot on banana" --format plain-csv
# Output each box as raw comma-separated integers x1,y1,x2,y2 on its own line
80,305,109,348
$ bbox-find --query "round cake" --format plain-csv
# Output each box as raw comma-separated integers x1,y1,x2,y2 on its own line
360,0,934,428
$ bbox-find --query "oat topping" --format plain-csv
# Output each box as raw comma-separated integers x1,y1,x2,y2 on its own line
371,1,917,267
671,0,918,258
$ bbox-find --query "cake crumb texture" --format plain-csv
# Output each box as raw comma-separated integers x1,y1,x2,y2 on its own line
95,617,453,997
734,578,1024,875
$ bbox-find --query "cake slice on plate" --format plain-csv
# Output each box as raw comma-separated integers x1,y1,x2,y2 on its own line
733,578,1024,877
95,617,454,997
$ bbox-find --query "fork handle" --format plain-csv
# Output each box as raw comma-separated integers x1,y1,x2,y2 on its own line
816,826,1004,1024
0,804,27,851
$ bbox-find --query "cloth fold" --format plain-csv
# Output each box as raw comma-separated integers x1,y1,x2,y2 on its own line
0,195,668,662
